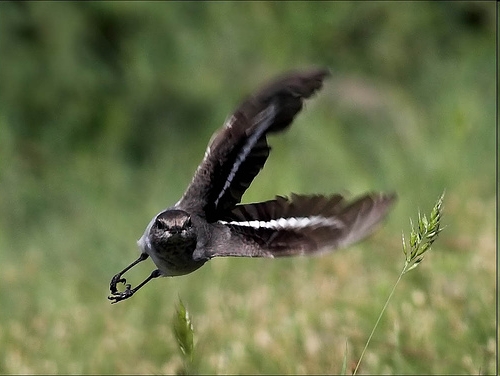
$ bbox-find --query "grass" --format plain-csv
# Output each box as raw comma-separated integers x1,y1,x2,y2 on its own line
173,299,195,374
0,2,496,374
353,193,445,374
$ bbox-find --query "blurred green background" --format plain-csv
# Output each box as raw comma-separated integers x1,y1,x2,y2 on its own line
0,2,496,374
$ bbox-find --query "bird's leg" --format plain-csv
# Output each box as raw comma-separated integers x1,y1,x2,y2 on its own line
108,269,162,304
109,253,149,294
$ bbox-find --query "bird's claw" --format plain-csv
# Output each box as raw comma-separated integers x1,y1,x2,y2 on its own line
109,274,131,303
108,283,134,304
109,274,127,294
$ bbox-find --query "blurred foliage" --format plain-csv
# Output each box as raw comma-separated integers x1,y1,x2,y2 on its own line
0,1,495,230
173,298,195,374
0,1,496,374
0,2,494,162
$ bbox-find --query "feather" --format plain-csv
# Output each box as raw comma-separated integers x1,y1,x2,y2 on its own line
207,193,396,258
178,68,331,220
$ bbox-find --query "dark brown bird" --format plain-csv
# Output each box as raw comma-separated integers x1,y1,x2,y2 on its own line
108,68,396,303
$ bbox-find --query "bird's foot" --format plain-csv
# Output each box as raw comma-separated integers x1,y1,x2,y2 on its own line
109,274,127,294
108,283,134,304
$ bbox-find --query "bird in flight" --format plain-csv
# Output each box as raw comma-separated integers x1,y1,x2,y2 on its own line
108,68,396,303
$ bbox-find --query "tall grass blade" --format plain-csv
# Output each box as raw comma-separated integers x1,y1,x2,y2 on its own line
173,297,194,373
353,192,444,375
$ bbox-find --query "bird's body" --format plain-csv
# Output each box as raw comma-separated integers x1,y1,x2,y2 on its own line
108,68,396,303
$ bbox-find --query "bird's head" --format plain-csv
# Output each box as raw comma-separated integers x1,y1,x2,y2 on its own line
149,209,196,247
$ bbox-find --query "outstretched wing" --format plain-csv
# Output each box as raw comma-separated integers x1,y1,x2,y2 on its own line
177,68,330,222
205,193,396,258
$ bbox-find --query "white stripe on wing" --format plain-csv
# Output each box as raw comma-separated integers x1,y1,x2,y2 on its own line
214,104,277,208
219,215,344,230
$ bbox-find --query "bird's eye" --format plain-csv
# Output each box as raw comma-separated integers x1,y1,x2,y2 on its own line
155,218,167,230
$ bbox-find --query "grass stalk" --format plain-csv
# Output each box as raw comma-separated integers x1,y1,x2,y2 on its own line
352,192,445,375
172,298,195,374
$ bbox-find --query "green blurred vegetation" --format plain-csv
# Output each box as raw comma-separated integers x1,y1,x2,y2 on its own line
0,2,495,374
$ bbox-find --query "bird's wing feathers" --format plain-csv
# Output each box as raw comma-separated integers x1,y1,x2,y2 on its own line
177,68,330,221
205,193,396,258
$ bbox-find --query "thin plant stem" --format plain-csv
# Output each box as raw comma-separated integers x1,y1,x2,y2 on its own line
352,192,444,375
341,339,348,375
352,269,404,375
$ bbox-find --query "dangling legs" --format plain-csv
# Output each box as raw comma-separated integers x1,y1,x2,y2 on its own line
108,268,162,304
109,252,149,294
